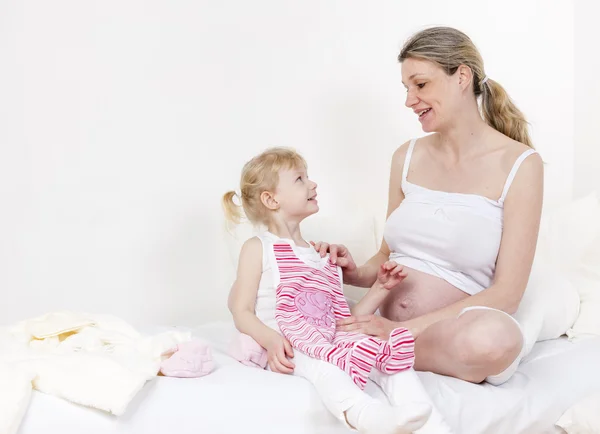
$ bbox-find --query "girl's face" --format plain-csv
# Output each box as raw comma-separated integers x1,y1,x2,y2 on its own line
274,166,319,221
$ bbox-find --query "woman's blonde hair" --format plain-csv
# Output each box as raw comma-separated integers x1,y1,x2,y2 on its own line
222,147,307,225
399,26,532,148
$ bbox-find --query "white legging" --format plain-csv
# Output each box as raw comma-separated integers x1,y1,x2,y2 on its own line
370,369,453,433
291,351,453,432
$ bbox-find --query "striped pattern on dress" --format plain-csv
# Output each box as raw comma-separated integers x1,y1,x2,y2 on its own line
273,242,415,390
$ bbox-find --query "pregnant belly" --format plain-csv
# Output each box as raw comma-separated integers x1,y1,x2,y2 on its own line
379,266,470,322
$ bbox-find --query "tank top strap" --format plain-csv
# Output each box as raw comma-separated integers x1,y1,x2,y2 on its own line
255,233,273,274
256,232,291,287
498,149,538,204
402,138,418,184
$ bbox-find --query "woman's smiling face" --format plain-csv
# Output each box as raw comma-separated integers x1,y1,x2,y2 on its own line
402,57,466,133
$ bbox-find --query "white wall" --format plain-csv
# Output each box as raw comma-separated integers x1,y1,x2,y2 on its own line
0,0,574,327
574,0,600,198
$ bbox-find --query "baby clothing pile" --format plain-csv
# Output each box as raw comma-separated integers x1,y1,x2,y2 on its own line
0,311,215,434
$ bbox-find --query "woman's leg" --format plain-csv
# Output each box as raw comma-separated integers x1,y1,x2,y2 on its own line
370,368,453,434
413,307,524,384
292,351,429,433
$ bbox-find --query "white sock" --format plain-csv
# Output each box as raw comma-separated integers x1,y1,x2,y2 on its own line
345,397,431,434
369,368,454,433
413,406,454,434
392,401,432,432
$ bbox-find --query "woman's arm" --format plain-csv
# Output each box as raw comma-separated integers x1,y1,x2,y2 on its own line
339,152,544,339
351,261,407,315
228,237,295,373
345,142,411,288
394,152,544,337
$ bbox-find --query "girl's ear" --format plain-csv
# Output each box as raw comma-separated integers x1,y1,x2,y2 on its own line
260,191,279,210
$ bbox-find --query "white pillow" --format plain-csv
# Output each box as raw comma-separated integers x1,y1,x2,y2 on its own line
508,193,600,347
556,392,600,434
513,256,579,351
567,230,600,340
536,192,600,271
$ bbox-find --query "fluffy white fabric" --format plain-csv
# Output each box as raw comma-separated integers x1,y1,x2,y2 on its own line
0,361,35,434
0,311,191,434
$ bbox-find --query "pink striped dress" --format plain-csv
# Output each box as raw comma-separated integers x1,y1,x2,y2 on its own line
272,240,415,390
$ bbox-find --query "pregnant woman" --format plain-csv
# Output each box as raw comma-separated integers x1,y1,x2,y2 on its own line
314,26,543,387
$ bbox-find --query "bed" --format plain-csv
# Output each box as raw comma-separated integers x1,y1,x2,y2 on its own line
16,321,600,434
13,196,600,434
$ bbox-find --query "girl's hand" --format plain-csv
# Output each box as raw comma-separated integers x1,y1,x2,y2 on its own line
377,260,407,290
264,333,295,374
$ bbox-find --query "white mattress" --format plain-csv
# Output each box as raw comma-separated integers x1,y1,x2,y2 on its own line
17,321,600,434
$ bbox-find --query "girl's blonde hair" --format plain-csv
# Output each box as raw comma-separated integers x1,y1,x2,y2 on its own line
399,26,533,148
222,147,307,225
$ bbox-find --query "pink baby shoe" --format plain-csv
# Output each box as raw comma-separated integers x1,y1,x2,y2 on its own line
160,340,214,378
227,332,268,369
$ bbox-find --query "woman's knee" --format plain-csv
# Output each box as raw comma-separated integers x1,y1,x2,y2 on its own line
455,311,523,370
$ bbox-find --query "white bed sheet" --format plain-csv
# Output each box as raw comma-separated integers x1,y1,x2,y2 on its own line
17,321,600,434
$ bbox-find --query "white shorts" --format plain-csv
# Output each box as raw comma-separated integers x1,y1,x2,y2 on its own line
458,306,529,385
375,305,529,385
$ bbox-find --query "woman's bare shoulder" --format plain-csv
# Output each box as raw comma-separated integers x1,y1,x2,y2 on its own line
392,134,438,163
491,131,540,174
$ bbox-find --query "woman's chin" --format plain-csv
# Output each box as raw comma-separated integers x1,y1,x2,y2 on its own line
420,122,436,133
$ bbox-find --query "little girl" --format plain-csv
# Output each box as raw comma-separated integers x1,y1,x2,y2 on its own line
223,147,452,434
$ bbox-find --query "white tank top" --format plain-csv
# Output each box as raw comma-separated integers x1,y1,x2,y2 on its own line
254,232,329,331
384,138,538,295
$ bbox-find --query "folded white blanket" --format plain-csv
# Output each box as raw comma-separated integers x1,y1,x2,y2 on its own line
0,311,191,434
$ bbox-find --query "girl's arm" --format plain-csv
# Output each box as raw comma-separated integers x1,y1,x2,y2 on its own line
397,152,544,337
351,261,407,316
228,237,295,374
351,282,389,316
340,152,544,340
322,142,411,288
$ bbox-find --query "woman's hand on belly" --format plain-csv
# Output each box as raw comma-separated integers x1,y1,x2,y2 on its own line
340,266,471,340
336,315,399,340
337,314,428,340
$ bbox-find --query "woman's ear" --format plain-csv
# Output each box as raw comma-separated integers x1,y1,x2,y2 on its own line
456,64,474,91
260,191,279,210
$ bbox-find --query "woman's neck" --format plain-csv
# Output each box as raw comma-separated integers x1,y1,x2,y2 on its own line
437,107,492,160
